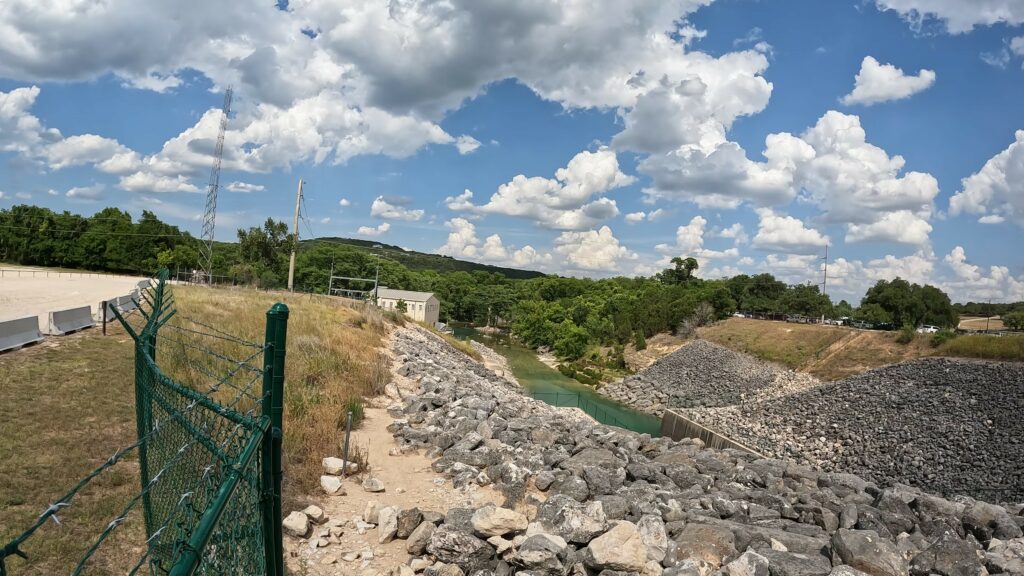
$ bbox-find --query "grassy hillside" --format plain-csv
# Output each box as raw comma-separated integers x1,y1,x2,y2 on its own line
0,283,389,573
303,237,546,279
697,318,1022,380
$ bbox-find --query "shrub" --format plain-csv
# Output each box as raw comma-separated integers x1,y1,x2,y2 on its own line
895,325,916,344
633,331,647,351
930,329,957,348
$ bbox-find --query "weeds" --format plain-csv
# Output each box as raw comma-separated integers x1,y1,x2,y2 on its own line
930,330,957,348
934,334,1024,361
896,325,916,344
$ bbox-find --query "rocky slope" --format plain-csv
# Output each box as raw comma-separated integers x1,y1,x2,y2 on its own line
374,327,1024,576
684,357,1024,503
600,340,819,415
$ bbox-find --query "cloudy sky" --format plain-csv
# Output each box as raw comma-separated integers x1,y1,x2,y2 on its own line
1,0,1023,303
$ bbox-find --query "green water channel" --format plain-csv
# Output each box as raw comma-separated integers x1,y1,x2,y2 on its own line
454,327,662,436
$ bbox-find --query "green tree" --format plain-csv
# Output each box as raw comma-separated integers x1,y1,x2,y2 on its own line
1004,311,1024,330
395,299,408,313
854,302,892,326
553,320,589,360
658,256,699,285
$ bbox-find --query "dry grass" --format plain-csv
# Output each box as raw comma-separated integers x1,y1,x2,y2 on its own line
0,284,389,573
698,317,1022,381
0,323,144,575
699,318,848,370
419,322,482,361
164,286,388,507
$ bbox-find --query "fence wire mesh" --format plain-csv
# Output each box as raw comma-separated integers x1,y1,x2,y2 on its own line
0,270,287,576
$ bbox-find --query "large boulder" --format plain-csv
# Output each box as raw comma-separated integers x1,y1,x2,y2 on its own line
378,506,400,543
832,529,908,576
638,515,668,563
427,525,495,572
406,521,436,555
909,530,986,576
512,533,569,573
283,511,310,538
722,550,770,576
471,505,528,537
759,549,831,576
583,521,650,572
962,501,1023,545
560,447,621,474
673,523,738,569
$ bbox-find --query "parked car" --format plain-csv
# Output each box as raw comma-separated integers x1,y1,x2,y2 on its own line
732,312,745,318
916,325,940,334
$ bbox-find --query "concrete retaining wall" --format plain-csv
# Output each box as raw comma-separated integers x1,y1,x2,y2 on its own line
660,409,764,458
47,305,95,335
0,315,45,352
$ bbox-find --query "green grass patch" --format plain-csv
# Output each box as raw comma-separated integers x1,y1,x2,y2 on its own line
934,334,1024,361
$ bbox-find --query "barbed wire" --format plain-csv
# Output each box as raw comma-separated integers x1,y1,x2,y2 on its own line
0,274,274,576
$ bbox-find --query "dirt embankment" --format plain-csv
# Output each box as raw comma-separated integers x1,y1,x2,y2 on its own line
698,317,936,381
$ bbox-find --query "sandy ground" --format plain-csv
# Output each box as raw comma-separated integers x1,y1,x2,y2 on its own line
0,267,144,329
959,316,1005,330
284,328,505,576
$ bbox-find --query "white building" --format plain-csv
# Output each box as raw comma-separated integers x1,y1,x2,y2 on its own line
374,287,440,325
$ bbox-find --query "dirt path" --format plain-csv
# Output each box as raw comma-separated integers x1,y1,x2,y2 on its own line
284,330,502,575
0,268,143,326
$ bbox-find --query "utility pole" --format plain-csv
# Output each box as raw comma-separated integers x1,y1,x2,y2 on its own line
372,244,382,304
287,178,303,292
820,243,829,323
327,260,334,295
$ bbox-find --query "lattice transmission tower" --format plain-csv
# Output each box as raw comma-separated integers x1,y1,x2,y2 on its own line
199,87,233,283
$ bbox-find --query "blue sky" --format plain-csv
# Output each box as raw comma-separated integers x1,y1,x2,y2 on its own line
1,0,1023,302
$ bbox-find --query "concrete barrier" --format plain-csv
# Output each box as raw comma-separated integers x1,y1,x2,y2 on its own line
117,294,138,312
0,315,45,353
96,299,118,322
47,306,95,335
660,409,764,458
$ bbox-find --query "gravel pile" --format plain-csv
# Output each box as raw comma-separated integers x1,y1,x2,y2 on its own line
371,327,1024,576
600,339,818,415
685,358,1024,502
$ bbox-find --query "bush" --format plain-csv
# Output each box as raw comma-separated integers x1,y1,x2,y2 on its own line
896,325,916,344
633,331,647,351
930,329,957,348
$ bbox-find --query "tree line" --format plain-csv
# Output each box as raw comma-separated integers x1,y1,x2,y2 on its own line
4,204,1005,363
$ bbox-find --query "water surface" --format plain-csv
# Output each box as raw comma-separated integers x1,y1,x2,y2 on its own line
454,327,661,436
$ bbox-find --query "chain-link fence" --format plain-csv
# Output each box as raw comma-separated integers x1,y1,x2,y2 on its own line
0,270,289,575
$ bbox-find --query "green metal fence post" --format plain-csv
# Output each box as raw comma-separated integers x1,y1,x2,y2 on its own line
263,303,289,576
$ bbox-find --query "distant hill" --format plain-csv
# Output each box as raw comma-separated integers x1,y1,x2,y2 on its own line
301,237,546,280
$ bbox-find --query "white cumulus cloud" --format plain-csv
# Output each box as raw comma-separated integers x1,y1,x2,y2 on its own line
949,130,1024,227
357,222,390,237
752,209,829,255
453,148,634,230
840,56,936,106
554,226,637,271
874,0,1024,33
370,196,424,221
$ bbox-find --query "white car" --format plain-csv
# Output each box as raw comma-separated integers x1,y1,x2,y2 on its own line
732,312,745,318
916,325,939,334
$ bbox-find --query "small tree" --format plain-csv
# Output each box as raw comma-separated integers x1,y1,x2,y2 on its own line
395,299,408,313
